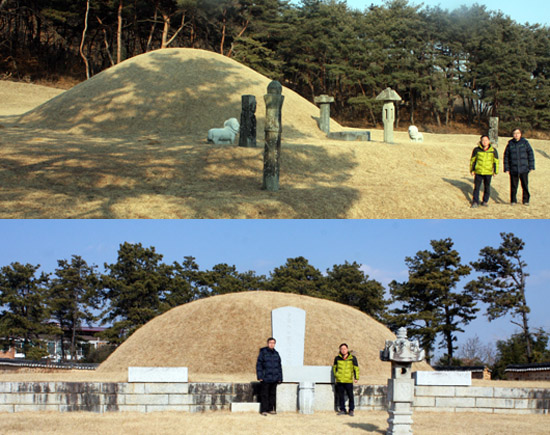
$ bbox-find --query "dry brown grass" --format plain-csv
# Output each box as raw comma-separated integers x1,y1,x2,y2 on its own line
1,48,548,219
0,410,548,434
94,291,431,383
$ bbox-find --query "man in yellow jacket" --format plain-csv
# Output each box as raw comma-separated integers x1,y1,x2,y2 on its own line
333,343,359,416
470,134,499,208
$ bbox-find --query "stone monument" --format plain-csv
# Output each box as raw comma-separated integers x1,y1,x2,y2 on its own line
262,81,284,191
376,87,402,144
239,95,257,148
380,327,425,435
314,94,335,134
489,117,499,146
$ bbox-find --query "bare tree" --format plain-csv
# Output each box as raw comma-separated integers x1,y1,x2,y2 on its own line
80,0,91,79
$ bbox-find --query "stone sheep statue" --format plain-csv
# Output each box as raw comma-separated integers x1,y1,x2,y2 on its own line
207,118,240,144
408,125,423,142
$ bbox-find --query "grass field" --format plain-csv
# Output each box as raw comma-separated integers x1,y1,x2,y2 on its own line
1,410,548,434
1,49,548,219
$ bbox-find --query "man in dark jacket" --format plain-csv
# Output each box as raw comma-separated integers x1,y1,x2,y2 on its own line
256,337,283,415
504,128,535,205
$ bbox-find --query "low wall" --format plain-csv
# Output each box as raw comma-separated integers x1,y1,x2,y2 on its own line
0,381,549,414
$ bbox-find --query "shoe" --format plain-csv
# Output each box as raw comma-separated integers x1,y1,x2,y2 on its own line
511,202,518,205
349,411,354,416
337,411,347,415
481,202,488,207
261,412,268,416
268,411,277,415
471,203,479,208
523,202,530,206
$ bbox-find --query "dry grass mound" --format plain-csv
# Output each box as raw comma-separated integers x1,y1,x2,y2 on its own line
97,291,431,383
17,48,334,139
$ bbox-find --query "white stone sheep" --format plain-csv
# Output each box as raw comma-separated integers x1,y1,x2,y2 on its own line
408,125,423,142
207,118,240,144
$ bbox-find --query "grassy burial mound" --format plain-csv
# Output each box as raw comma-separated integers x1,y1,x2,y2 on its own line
17,48,334,139
97,291,432,383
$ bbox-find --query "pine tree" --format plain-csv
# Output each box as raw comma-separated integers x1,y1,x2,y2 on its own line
389,238,474,364
267,256,323,296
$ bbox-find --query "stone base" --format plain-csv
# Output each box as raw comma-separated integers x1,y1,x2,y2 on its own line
231,402,260,413
414,371,471,386
327,131,371,141
128,367,188,383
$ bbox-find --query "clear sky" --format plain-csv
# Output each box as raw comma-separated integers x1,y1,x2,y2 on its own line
1,219,549,358
316,0,549,27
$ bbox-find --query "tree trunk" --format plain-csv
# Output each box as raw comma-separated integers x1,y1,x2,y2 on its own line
79,0,91,79
117,0,123,64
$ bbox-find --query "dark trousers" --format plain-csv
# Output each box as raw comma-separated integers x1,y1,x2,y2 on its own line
336,382,355,412
259,381,277,413
472,174,493,204
509,172,530,204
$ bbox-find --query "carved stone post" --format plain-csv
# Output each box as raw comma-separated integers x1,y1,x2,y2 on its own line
263,81,284,191
489,117,499,146
380,327,425,435
239,95,257,148
314,94,335,134
375,88,402,144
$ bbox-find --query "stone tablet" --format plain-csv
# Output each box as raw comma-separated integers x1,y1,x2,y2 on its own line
128,367,188,383
414,371,471,386
271,306,305,367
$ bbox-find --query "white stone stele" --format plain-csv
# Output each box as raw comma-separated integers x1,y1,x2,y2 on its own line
298,382,315,414
128,367,188,383
231,402,260,413
282,366,333,383
414,371,472,386
271,306,306,367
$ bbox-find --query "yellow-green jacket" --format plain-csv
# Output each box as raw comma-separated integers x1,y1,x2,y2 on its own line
333,353,359,383
470,143,499,175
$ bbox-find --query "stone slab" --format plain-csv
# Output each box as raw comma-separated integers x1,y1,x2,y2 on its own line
272,306,306,367
231,402,260,412
414,371,471,386
128,367,188,383
282,366,333,383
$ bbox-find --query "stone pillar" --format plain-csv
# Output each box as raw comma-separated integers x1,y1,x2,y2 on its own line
383,102,396,144
239,95,257,148
298,382,315,414
262,81,284,192
375,88,402,144
489,117,499,146
314,94,335,134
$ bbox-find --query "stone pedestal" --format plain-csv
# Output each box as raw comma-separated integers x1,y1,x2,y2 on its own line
314,94,335,134
298,382,315,414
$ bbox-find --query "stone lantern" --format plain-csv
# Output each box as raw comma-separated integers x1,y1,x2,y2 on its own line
375,87,402,144
380,327,425,435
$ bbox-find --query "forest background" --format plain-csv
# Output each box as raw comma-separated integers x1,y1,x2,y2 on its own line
1,0,549,135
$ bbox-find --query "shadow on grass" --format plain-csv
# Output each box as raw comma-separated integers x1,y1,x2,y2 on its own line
346,422,386,433
0,128,360,218
442,177,507,205
536,149,550,160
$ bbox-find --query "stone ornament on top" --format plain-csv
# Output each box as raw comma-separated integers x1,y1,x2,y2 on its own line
380,327,425,363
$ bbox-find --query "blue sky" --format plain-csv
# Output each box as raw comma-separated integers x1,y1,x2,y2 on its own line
1,219,549,357
300,0,549,26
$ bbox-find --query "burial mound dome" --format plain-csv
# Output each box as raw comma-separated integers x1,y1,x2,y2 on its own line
18,48,335,139
97,291,432,383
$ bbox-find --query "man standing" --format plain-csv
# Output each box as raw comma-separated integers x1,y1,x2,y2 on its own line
256,337,282,416
504,128,535,205
333,343,359,416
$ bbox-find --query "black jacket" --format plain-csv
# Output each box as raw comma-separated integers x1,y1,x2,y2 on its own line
504,138,535,174
256,346,283,383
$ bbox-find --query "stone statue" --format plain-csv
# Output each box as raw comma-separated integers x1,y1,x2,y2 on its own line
262,81,284,191
408,126,423,143
207,118,240,145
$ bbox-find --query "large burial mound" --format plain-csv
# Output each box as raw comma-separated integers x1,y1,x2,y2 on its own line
97,291,432,383
18,48,337,139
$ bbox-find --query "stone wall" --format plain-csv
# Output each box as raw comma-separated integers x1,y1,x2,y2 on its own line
414,385,550,414
1,381,549,414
